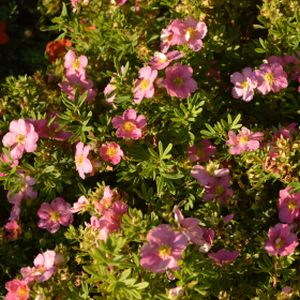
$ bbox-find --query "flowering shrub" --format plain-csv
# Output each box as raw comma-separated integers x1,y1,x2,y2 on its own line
1,0,300,299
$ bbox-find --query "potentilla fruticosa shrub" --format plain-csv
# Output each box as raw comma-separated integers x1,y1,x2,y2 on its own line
1,0,300,299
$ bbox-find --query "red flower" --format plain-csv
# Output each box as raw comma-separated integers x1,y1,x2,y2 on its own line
0,21,9,45
45,39,72,62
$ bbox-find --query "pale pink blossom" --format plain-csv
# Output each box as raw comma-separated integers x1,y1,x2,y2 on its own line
278,187,300,224
5,220,21,240
149,51,184,70
5,279,30,300
104,78,117,104
2,119,39,159
75,142,93,179
71,195,88,213
37,197,73,233
99,141,124,165
255,62,288,95
174,206,214,248
64,50,88,80
230,67,257,102
160,19,186,53
95,186,120,215
21,250,63,283
188,139,216,163
208,248,239,266
182,16,207,52
265,223,298,256
162,63,197,98
226,127,264,155
168,286,184,299
112,108,147,140
140,224,187,273
134,66,158,104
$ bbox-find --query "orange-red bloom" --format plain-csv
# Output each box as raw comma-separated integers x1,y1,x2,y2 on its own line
45,39,72,62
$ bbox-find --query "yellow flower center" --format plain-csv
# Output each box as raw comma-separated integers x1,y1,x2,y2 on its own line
106,146,117,158
216,185,225,195
50,211,60,222
123,121,136,132
76,155,85,166
239,136,249,144
140,79,149,91
159,245,171,258
264,72,273,84
73,59,80,70
185,27,195,41
275,238,284,249
197,148,205,159
241,80,249,89
173,77,184,87
16,134,25,144
16,286,28,298
288,200,297,210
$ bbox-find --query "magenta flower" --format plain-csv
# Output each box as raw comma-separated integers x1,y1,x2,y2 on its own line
273,123,297,140
64,50,88,80
37,197,73,233
149,51,184,70
230,67,257,102
182,16,207,52
174,206,214,249
2,119,39,160
75,142,93,179
255,62,288,95
5,279,30,300
188,139,216,163
140,224,187,273
134,66,158,104
265,223,298,256
208,249,239,266
116,0,127,5
226,127,264,155
278,187,300,224
112,108,147,140
21,250,62,283
162,63,197,98
99,141,124,165
203,175,234,205
5,220,21,241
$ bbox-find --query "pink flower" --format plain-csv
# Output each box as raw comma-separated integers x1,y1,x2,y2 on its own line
60,76,96,102
75,142,93,179
95,200,128,241
133,66,158,104
264,223,298,256
208,249,239,266
168,286,184,299
95,186,120,214
174,206,214,249
203,175,234,205
71,195,88,213
64,50,88,80
5,220,21,240
160,19,186,53
255,63,288,95
278,187,300,224
223,213,234,224
140,224,187,273
112,108,147,140
226,127,264,155
230,67,257,102
37,197,73,233
149,51,184,70
5,279,30,300
7,175,37,205
99,142,124,165
162,63,197,98
116,0,127,5
104,78,117,104
2,119,39,159
182,16,207,52
188,139,216,163
21,250,62,283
